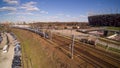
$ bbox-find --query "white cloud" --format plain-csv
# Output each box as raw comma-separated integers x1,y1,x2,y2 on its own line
1,1,48,16
20,1,39,11
0,7,16,11
40,10,48,14
65,15,71,17
52,16,59,19
79,15,87,18
73,15,88,22
3,0,18,4
56,14,71,17
7,12,33,15
47,14,88,22
57,14,64,16
47,16,59,19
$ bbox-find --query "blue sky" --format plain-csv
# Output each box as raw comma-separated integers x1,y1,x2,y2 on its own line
0,0,120,23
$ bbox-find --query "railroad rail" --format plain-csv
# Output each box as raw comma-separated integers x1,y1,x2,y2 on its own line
12,27,120,68
52,34,120,68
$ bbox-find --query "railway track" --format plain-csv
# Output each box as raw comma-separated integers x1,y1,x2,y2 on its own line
52,35,101,67
71,36,120,67
75,41,120,67
13,28,120,68
65,34,120,60
52,34,120,68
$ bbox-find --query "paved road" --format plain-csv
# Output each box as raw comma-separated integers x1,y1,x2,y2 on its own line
0,33,14,68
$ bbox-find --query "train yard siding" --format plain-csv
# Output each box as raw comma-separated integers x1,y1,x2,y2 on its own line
12,28,120,68
12,28,81,68
52,34,120,67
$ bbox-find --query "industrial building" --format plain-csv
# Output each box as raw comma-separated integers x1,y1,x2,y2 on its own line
88,14,120,27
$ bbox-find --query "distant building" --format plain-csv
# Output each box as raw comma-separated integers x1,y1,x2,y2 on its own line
88,14,120,27
30,22,89,29
12,25,30,28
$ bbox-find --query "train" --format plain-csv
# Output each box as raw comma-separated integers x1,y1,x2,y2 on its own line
10,32,21,68
12,27,50,39
0,33,3,43
11,27,50,68
12,43,21,68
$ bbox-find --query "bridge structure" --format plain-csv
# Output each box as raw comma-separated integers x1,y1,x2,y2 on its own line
77,28,120,36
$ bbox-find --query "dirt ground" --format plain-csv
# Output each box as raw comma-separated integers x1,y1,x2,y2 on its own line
0,33,14,68
12,28,93,68
51,29,87,36
0,33,7,49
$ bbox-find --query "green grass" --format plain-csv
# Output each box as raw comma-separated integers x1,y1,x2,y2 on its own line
106,27,120,31
96,43,120,53
108,47,120,53
12,28,56,68
11,28,89,68
96,43,107,49
98,37,120,45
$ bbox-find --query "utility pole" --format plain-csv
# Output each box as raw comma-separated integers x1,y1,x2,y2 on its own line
43,32,45,38
71,35,75,59
50,30,52,40
106,43,109,51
